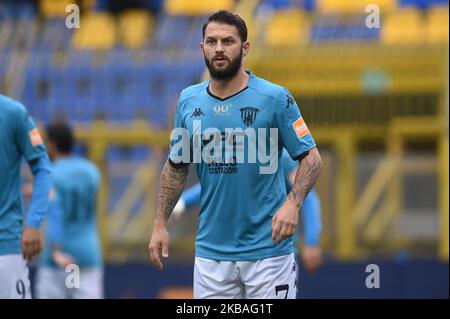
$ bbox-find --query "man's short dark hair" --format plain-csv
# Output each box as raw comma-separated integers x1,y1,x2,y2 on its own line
202,10,248,43
46,121,74,154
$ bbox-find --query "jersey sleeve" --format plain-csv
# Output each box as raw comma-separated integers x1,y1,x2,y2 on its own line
13,106,47,162
168,96,192,164
47,191,64,245
274,89,316,160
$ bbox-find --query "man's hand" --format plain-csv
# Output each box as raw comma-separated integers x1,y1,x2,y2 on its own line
22,227,42,260
272,202,298,244
148,222,170,270
301,245,322,273
53,250,76,269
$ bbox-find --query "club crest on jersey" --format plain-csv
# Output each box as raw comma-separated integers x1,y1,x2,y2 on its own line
239,107,259,126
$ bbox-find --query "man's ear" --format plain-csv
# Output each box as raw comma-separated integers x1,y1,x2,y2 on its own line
242,41,250,57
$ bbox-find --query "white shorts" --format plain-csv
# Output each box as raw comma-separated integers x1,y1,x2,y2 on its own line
35,267,104,299
0,254,32,299
194,252,297,299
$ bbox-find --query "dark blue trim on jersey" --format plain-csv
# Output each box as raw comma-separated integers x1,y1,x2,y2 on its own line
206,86,249,101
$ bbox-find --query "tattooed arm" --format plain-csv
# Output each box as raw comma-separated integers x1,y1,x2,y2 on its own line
149,159,190,270
272,147,322,244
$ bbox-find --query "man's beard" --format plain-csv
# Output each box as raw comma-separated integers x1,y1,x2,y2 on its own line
204,49,243,80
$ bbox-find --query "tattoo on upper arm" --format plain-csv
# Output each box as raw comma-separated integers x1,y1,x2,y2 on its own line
156,160,189,220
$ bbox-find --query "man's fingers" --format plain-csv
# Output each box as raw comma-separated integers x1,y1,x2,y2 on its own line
272,219,281,242
22,241,31,260
149,244,163,270
276,224,289,244
162,241,169,258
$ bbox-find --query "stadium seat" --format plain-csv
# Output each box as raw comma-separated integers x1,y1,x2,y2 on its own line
119,10,154,49
381,8,424,44
425,6,449,43
39,0,73,17
265,9,309,46
317,0,396,13
399,0,448,10
165,0,235,16
72,13,117,50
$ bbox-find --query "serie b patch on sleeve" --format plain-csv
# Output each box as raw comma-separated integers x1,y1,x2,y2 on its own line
29,128,43,146
292,116,310,139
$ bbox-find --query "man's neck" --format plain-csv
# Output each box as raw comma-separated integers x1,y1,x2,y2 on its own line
209,69,249,99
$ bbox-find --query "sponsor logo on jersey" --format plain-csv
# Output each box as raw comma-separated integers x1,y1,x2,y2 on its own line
292,116,310,139
29,128,43,146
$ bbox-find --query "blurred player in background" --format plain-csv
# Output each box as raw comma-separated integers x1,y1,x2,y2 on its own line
149,10,322,299
34,122,103,299
0,94,53,298
172,149,323,275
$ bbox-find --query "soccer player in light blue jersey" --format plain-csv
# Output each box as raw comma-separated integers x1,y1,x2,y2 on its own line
35,122,103,299
0,94,53,298
149,10,322,299
172,149,323,275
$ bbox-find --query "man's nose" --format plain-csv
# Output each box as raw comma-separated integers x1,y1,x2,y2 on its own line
215,41,224,53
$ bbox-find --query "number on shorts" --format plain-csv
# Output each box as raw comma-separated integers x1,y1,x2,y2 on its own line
275,284,289,299
16,279,26,299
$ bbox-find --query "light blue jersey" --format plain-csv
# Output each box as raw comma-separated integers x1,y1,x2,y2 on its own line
40,156,102,268
169,71,316,260
0,94,52,255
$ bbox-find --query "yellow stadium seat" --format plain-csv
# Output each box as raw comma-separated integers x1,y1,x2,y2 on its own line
165,0,234,16
119,10,153,49
40,0,74,17
72,12,117,50
265,9,309,47
381,9,424,44
426,6,449,44
317,0,396,13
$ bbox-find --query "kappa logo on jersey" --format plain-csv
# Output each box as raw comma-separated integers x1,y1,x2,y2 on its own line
292,116,310,139
239,107,259,126
29,128,43,146
191,108,205,118
286,94,294,109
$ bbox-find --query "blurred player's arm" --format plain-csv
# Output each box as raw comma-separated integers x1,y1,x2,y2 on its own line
299,188,323,272
47,194,76,268
14,107,53,259
273,147,322,244
172,183,201,220
23,156,53,260
149,159,190,270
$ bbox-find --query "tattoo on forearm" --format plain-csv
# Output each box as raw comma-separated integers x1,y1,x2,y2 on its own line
156,160,189,221
288,149,322,208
